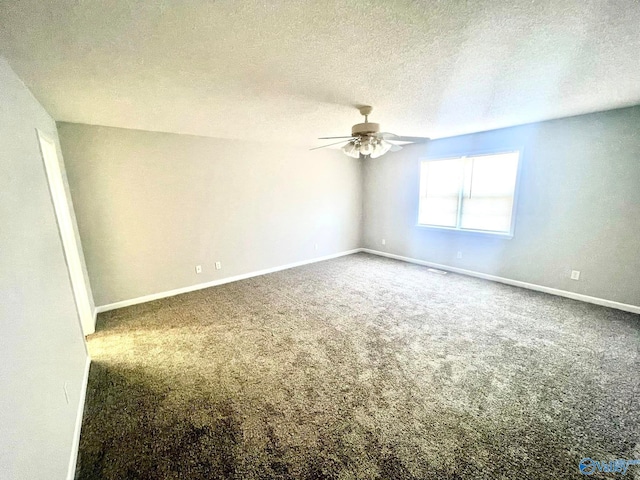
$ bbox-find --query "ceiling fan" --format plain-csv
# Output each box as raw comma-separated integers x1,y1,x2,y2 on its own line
311,106,430,159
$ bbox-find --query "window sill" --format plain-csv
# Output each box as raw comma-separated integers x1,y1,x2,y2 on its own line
415,224,514,239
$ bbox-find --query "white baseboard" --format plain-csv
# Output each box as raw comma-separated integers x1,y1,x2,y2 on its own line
67,355,91,480
95,247,639,316
96,249,362,314
362,248,640,314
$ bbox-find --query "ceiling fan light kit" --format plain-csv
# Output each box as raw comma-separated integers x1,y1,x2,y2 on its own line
343,136,392,159
312,106,430,159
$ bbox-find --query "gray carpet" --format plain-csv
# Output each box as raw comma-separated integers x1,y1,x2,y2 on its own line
77,253,640,479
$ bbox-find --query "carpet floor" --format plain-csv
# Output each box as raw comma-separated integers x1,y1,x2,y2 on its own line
77,253,639,479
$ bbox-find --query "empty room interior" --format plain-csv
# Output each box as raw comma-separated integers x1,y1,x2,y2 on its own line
2,1,640,479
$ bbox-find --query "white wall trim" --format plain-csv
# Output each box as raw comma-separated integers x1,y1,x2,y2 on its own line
362,248,640,314
37,128,95,337
96,249,362,314
67,355,91,480
95,247,639,316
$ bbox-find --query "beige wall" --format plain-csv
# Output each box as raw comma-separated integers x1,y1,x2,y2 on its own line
58,123,363,307
0,58,89,479
363,106,640,307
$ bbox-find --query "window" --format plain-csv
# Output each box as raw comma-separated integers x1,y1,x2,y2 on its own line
418,151,520,235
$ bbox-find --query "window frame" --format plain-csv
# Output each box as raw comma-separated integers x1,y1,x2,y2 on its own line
416,148,524,239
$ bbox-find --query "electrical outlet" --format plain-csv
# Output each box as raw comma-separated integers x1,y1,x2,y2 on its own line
570,270,580,280
457,251,463,259
215,261,222,270
195,265,202,274
314,243,319,251
381,239,386,246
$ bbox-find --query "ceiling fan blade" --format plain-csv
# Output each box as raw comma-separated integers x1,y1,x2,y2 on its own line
318,136,354,140
378,132,430,143
389,144,403,152
394,136,431,143
309,139,352,151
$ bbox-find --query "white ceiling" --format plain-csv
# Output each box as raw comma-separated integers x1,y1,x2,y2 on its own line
2,0,640,145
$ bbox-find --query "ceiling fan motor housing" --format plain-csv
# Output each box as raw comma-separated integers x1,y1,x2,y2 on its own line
352,122,380,136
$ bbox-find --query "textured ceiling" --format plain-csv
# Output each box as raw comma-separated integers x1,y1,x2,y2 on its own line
1,0,640,145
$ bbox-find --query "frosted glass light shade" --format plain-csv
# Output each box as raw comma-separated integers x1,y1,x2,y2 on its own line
342,137,394,159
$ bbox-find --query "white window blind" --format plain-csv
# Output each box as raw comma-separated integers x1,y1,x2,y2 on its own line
418,151,520,235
